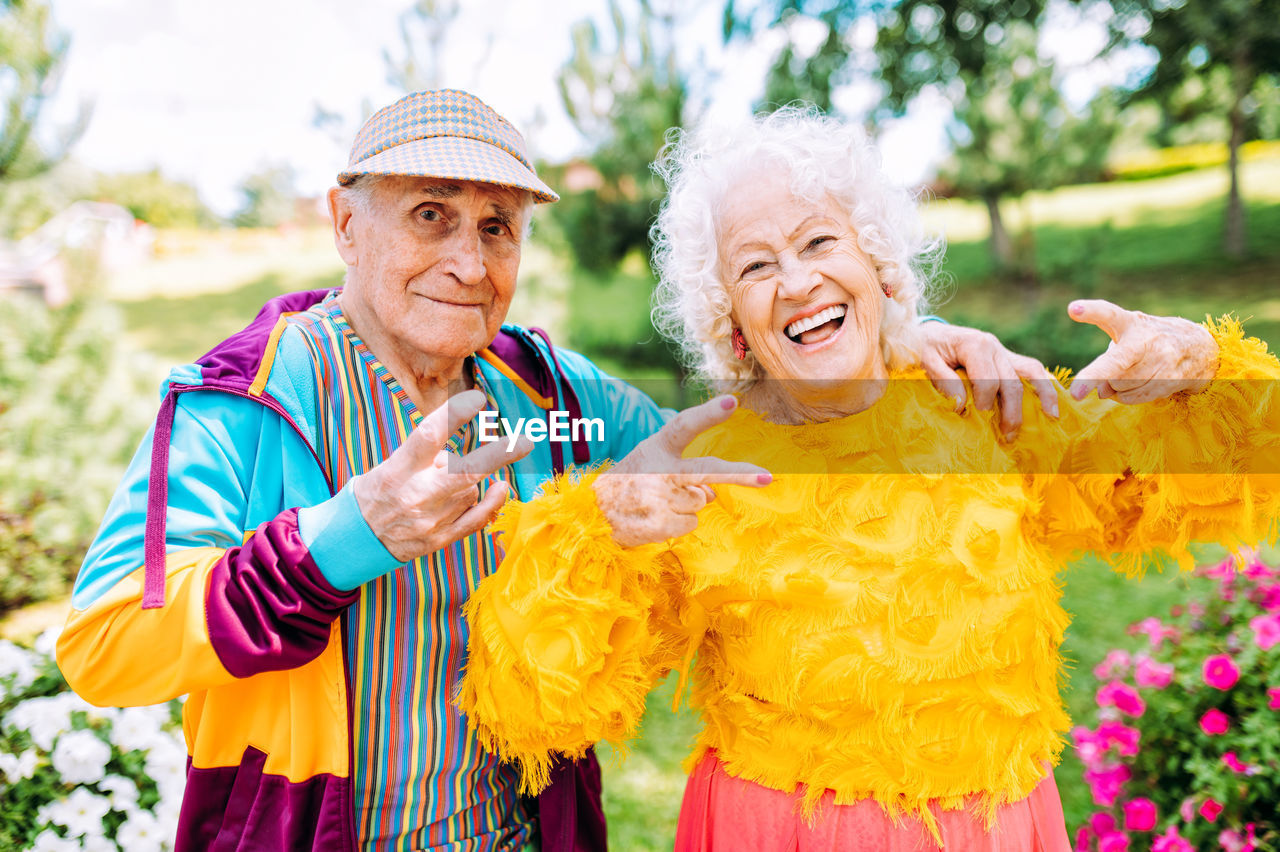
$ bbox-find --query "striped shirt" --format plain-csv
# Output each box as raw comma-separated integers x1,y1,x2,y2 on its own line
291,296,534,852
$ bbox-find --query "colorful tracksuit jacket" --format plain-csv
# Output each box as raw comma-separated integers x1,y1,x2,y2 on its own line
56,289,668,851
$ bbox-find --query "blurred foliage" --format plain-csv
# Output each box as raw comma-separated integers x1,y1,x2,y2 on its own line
1111,140,1280,182
937,21,1118,279
0,294,153,616
1109,0,1280,258
383,0,463,92
552,0,685,273
231,164,298,229
724,0,1120,276
93,169,217,228
0,0,88,186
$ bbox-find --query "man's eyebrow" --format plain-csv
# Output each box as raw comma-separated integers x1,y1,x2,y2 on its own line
421,184,463,199
491,205,516,227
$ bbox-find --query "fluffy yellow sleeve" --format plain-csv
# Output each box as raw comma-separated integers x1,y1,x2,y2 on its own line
1035,317,1280,572
457,467,692,794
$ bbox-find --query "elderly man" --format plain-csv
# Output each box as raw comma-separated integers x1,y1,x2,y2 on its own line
57,90,1054,852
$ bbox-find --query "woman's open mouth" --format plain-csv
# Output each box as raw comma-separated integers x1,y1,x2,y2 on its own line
784,304,847,346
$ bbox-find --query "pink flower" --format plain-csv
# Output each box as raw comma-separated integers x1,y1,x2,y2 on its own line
1083,764,1131,807
1134,656,1175,689
1249,613,1280,649
1152,825,1194,852
1122,797,1157,831
1097,721,1140,756
1203,655,1240,690
1073,827,1091,852
1203,558,1235,579
1179,797,1196,822
1189,600,1206,617
1098,832,1130,852
1131,617,1178,648
1200,708,1230,735
1090,812,1117,835
1097,681,1147,717
1222,751,1249,773
1094,649,1133,679
1259,583,1280,612
1243,556,1273,581
1268,687,1280,710
1072,726,1105,766
1221,829,1247,852
1199,797,1224,821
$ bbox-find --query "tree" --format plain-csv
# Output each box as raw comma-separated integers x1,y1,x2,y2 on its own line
937,21,1118,275
232,165,297,229
0,0,88,185
724,0,1118,273
554,0,687,272
382,0,480,93
1108,0,1280,259
94,169,216,228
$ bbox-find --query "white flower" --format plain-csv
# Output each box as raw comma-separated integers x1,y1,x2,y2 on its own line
116,811,166,852
0,639,39,689
6,696,69,750
5,692,94,750
80,836,119,852
43,788,111,839
144,737,187,801
33,626,61,658
27,829,78,852
109,707,163,753
0,748,40,782
50,729,111,785
97,774,139,811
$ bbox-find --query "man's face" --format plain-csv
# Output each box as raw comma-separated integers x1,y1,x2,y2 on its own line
335,175,529,367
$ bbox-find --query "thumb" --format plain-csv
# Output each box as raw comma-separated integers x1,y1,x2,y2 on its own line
404,389,488,462
1068,299,1136,344
1070,345,1139,401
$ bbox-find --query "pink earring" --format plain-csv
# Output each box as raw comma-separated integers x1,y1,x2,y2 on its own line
882,283,893,298
731,328,749,359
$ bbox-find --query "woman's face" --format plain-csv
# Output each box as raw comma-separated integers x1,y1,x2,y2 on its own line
718,171,887,398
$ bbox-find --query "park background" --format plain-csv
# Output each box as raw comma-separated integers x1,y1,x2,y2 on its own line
2,0,1279,849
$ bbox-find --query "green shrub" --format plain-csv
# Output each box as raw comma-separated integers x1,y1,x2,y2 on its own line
0,296,154,616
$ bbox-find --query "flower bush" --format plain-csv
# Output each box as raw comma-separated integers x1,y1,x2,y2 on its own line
0,629,185,851
1072,554,1280,851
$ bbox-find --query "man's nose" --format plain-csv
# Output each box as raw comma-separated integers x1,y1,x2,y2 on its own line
448,229,487,286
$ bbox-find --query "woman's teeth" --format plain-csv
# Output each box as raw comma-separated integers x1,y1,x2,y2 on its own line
785,305,847,343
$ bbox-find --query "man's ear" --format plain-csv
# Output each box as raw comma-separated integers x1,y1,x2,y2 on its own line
328,186,358,267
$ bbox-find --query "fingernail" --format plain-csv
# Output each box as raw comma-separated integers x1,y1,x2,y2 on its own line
1048,398,1059,417
756,472,772,485
1071,385,1087,401
1003,430,1017,443
1069,302,1083,316
953,395,965,412
720,395,737,411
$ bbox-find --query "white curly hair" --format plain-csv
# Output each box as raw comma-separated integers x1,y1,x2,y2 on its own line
650,106,944,391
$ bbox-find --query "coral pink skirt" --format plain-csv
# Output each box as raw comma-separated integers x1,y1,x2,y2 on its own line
674,752,1071,852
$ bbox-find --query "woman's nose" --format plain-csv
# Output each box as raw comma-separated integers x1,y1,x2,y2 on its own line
776,259,821,300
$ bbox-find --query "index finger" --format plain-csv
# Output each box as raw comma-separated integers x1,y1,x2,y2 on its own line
679,456,772,488
406,389,489,461
657,395,740,454
1068,299,1136,344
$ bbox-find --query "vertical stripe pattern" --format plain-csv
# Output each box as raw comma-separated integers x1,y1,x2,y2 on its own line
291,297,532,852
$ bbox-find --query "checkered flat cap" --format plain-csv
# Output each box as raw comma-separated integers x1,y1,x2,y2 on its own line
337,89,558,203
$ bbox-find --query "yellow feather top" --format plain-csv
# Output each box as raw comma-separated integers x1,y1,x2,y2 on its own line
458,318,1280,836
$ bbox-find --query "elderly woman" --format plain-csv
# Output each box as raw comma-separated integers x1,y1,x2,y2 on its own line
457,110,1280,850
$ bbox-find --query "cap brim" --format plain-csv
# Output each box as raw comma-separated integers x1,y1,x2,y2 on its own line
337,136,558,203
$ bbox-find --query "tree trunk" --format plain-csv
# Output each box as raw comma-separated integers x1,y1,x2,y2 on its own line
984,194,1013,270
1224,57,1250,260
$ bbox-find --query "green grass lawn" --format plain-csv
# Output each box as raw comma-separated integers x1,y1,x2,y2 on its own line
100,163,1280,847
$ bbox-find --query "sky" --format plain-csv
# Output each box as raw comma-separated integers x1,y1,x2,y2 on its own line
43,0,1124,217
